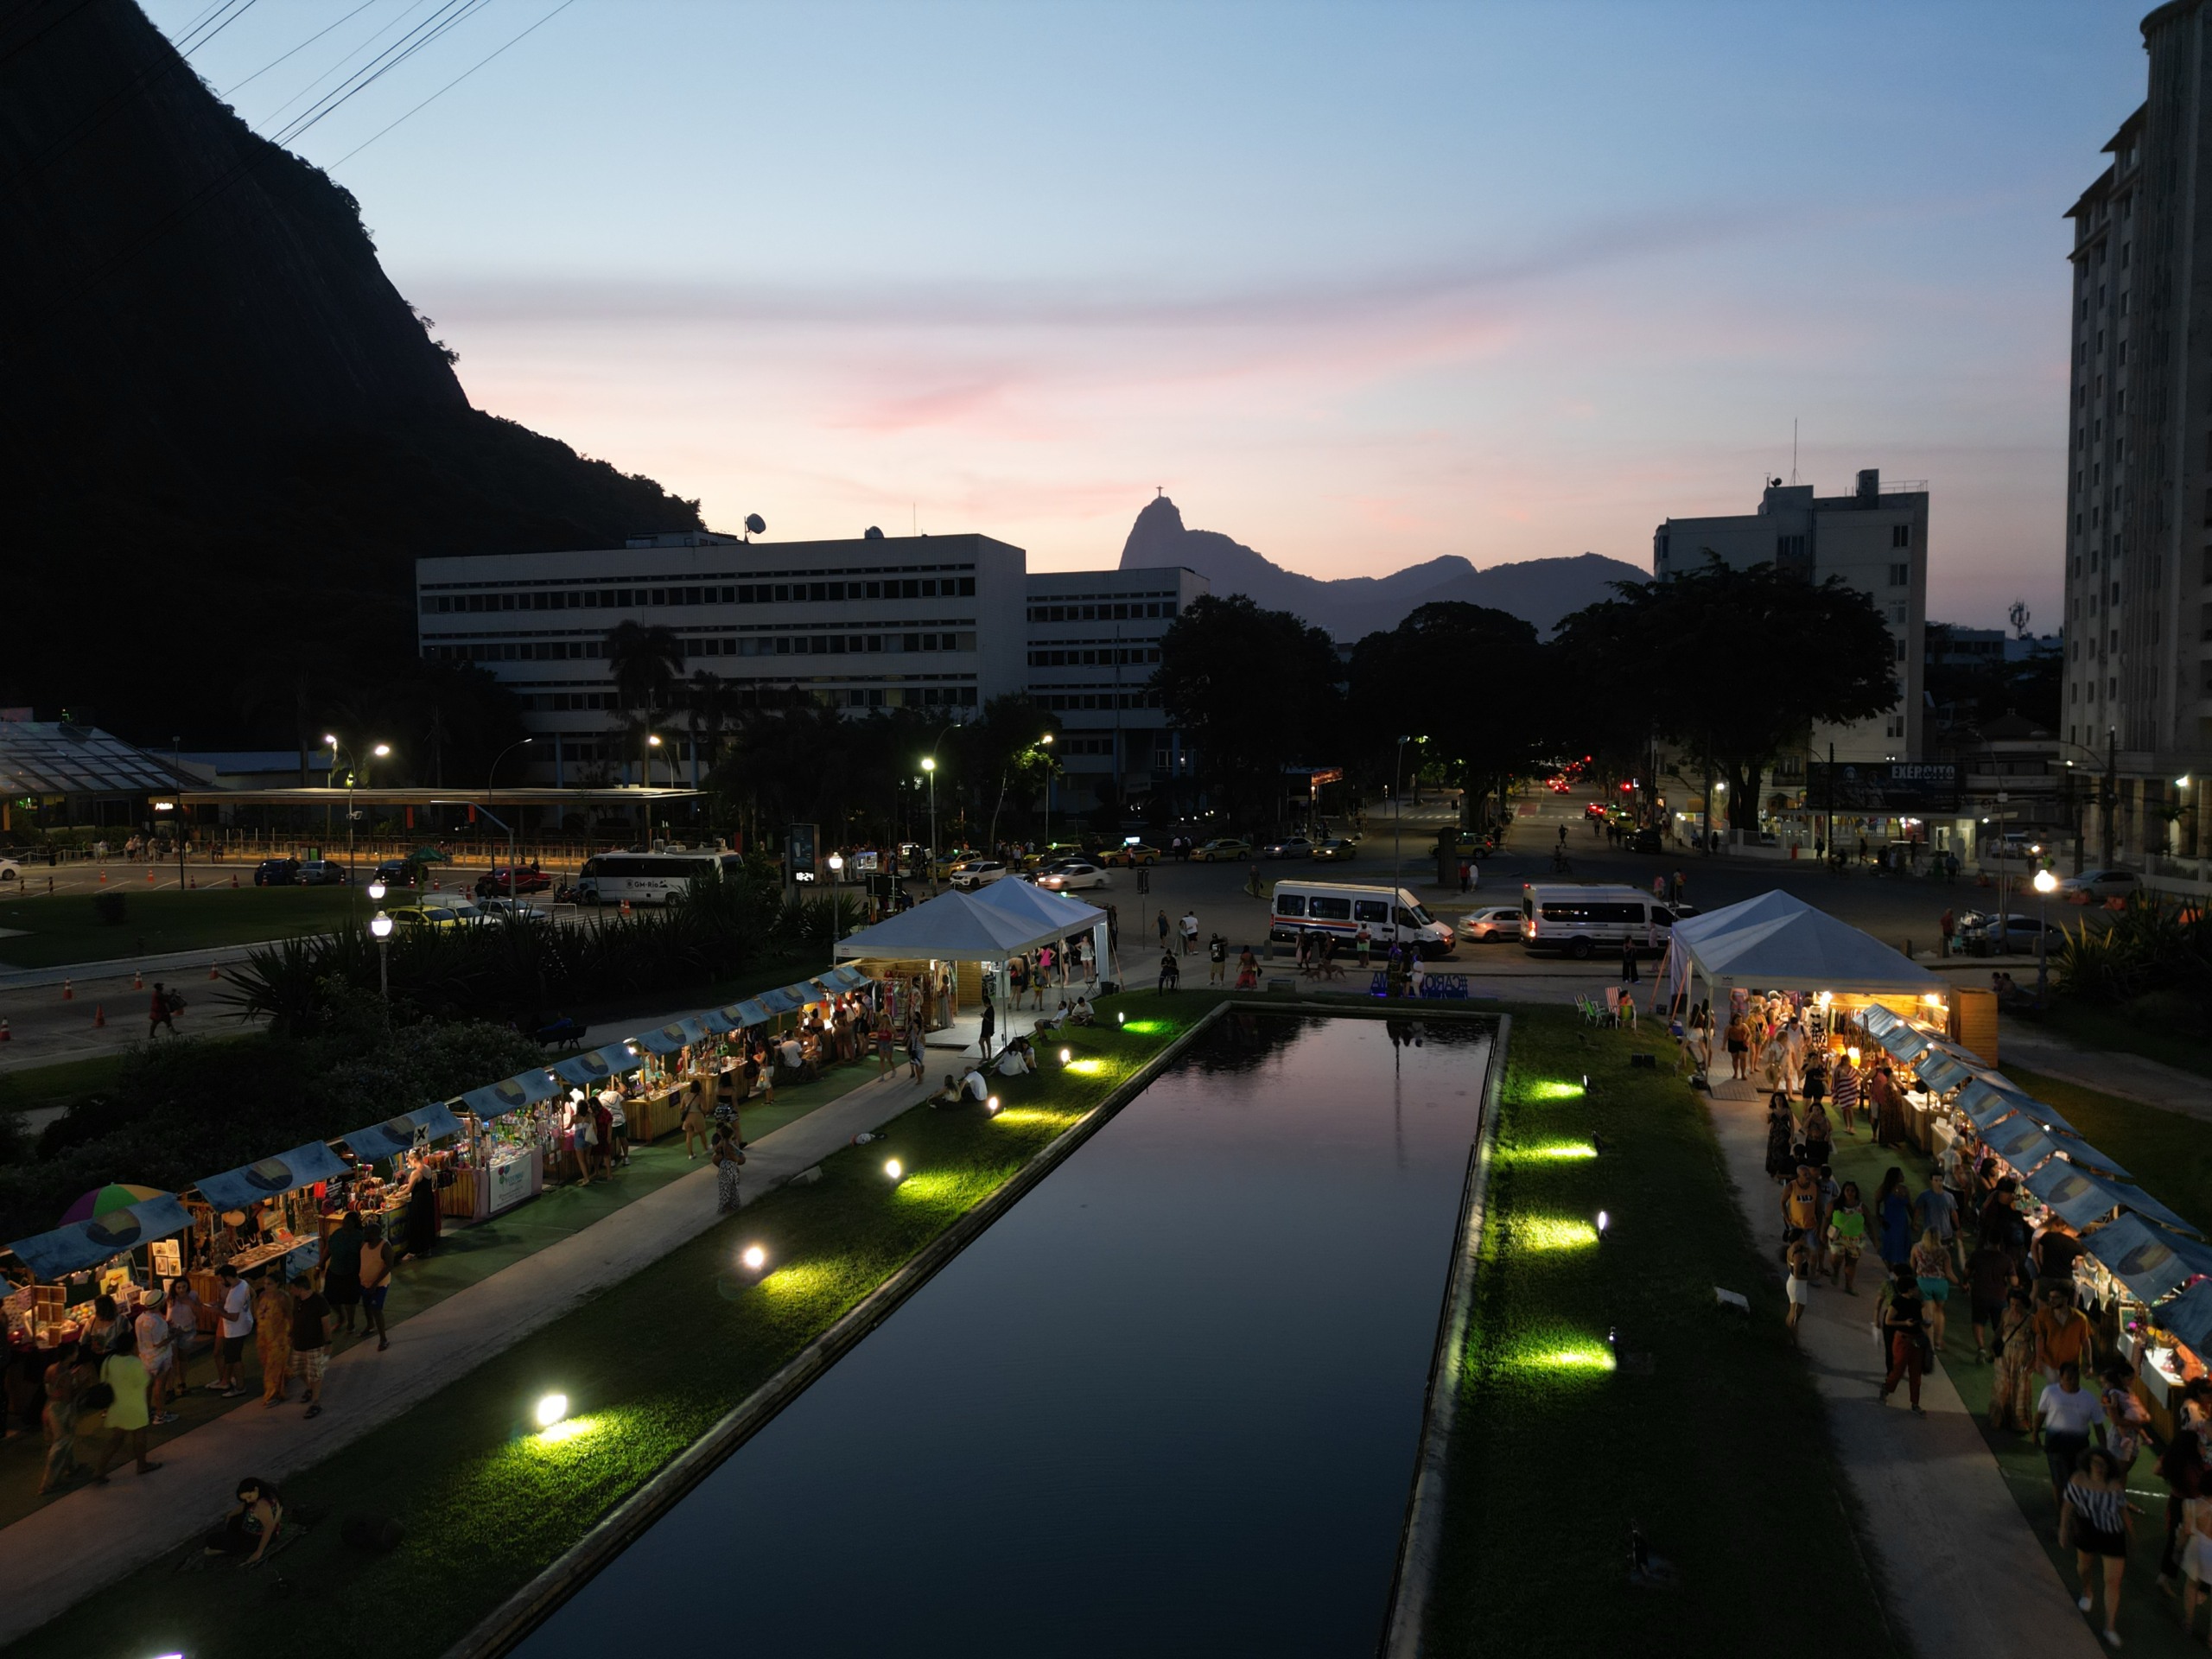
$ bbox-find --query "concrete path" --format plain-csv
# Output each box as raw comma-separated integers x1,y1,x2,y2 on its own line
1995,1021,2212,1120
1705,1075,2102,1659
0,1011,991,1648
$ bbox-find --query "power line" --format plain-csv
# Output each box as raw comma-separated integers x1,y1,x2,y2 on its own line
333,0,579,166
251,0,437,131
220,0,385,98
270,0,491,149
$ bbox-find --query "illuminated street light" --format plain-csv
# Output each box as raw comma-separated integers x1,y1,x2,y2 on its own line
535,1393,569,1429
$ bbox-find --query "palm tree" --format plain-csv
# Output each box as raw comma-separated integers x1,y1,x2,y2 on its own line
605,621,683,716
683,669,730,791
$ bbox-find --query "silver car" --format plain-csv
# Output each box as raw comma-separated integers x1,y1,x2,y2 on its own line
1038,861,1109,892
2059,868,2142,900
1463,905,1523,942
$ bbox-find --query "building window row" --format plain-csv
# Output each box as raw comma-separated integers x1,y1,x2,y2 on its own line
423,574,979,614
1026,601,1178,623
1027,646,1161,667
1033,690,1165,711
685,632,976,658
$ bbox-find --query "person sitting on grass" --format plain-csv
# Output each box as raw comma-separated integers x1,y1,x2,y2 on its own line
203,1477,284,1567
1067,996,1094,1027
995,1037,1033,1077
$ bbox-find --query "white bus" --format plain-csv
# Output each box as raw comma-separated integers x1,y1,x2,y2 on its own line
1268,880,1457,957
1518,883,1678,959
575,852,743,906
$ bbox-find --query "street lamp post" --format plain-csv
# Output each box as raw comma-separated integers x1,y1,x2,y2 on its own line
368,884,393,1002
324,735,391,892
826,852,843,968
490,738,536,896
921,756,938,888
1039,733,1055,849
1392,734,1421,886
2033,864,2057,1007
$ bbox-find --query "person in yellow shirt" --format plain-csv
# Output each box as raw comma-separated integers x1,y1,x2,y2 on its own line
91,1348,162,1483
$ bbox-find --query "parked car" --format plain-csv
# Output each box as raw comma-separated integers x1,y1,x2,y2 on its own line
950,860,1012,890
1191,838,1253,862
387,904,463,931
1463,904,1524,942
477,866,554,898
1103,842,1160,868
371,859,420,889
933,849,984,879
1624,828,1662,854
1312,837,1357,861
296,860,351,885
1037,861,1110,892
0,857,20,883
1260,836,1313,860
252,857,301,887
1958,912,2066,952
2058,868,2142,900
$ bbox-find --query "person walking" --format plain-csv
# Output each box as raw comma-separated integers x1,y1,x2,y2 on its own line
710,1126,744,1215
1784,1237,1815,1333
287,1274,333,1419
2061,1443,2132,1647
1874,1166,1915,1272
682,1081,712,1158
1156,909,1170,952
1763,1095,1797,1184
2038,1360,2106,1497
2159,1421,2209,1607
1782,1164,1822,1261
320,1211,365,1339
1180,912,1198,956
1725,1009,1751,1082
2036,1286,2097,1385
1914,1172,1961,1276
1619,936,1640,984
1911,1228,1958,1353
254,1274,292,1407
1831,1051,1860,1136
979,993,996,1061
89,1344,162,1484
213,1263,252,1397
1988,1286,2040,1432
36,1342,90,1494
1939,906,1957,959
1208,933,1227,986
133,1287,177,1425
1877,1266,1930,1414
358,1224,392,1352
1827,1180,1870,1294
1355,924,1372,973
148,981,180,1039
1967,1233,2017,1363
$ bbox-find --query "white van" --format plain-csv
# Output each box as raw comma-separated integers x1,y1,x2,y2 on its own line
1268,880,1457,958
1519,884,1677,960
576,852,742,906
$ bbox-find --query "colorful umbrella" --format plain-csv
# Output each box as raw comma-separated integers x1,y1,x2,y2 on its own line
60,1183,165,1226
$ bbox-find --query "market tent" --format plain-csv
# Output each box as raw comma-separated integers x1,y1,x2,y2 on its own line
461,1068,563,1120
636,1015,709,1056
2052,1140,2133,1182
194,1141,350,1211
1880,1027,1933,1063
823,963,870,991
550,1042,646,1090
5,1194,192,1281
2157,1280,2212,1354
2105,1182,2202,1236
1915,1051,1986,1096
2024,1161,2124,1230
969,879,1103,935
339,1103,464,1162
2082,1213,2212,1304
758,987,804,1015
833,887,1052,962
1657,889,1941,1004
734,999,772,1027
1983,1117,2061,1173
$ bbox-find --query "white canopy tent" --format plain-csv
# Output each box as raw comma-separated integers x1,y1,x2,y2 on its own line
833,888,1056,962
1656,888,1941,1012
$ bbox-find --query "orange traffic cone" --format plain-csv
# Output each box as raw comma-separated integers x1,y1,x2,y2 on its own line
620,898,632,917
0,1019,10,1042
208,964,219,980
93,1004,105,1028
61,978,73,1001
145,869,154,883
133,970,144,990
97,871,105,884
231,873,238,888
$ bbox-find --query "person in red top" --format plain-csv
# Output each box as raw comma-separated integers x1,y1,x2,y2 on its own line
148,982,179,1039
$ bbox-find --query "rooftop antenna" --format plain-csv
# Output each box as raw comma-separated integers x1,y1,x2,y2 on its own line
1790,419,1799,486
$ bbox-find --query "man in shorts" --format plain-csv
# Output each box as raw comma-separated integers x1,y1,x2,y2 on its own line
288,1274,333,1419
358,1223,393,1352
213,1262,253,1398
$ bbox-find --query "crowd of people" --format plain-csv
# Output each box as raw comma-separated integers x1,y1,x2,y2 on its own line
1751,1000,2203,1648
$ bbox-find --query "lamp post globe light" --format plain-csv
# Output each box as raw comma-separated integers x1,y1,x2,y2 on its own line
369,908,395,1000
2032,861,2058,1007
1039,733,1055,849
921,755,938,887
826,853,844,968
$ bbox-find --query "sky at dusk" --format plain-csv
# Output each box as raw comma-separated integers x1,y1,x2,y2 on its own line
152,0,2153,627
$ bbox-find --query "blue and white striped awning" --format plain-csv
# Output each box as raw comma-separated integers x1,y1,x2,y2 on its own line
4,1194,193,1281
635,1016,709,1056
459,1068,564,1120
550,1042,646,1089
339,1103,463,1160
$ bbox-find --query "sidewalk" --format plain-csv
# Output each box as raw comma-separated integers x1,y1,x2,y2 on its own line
1704,1075,2102,1659
0,1011,991,1649
1995,1020,2212,1121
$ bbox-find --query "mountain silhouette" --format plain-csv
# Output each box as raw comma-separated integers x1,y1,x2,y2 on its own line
0,0,700,742
1118,497,1644,639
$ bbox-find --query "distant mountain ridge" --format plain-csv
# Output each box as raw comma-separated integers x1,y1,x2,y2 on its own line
1117,496,1644,639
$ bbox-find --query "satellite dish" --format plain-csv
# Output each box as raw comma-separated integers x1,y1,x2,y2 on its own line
744,512,766,537
864,525,884,540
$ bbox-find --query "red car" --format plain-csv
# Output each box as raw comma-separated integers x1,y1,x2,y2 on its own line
476,866,553,897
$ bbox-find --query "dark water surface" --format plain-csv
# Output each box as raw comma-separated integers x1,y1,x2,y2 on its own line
515,1013,1491,1658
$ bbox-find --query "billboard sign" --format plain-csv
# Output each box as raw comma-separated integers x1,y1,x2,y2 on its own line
1807,761,1959,812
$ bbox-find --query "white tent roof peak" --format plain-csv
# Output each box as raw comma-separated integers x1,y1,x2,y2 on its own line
967,878,1104,934
1659,888,1940,996
834,887,1085,963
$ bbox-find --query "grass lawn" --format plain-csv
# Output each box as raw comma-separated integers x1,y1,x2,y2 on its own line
1426,1007,1904,1657
10,991,1222,1659
2031,1001,2212,1081
0,887,363,969
0,1052,130,1114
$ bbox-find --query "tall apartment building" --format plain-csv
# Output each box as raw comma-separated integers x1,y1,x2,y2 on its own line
1652,470,1929,762
1024,568,1209,815
2063,3,2212,867
414,532,1208,814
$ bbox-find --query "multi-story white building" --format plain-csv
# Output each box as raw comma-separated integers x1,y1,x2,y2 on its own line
1024,568,1209,815
414,532,1207,813
2063,8,2212,871
1652,469,1929,762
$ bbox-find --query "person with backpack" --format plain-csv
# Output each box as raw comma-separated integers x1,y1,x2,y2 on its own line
149,981,182,1039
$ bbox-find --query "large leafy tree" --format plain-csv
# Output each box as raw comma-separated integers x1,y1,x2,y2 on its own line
1150,594,1343,828
604,620,683,715
1554,556,1897,833
1347,601,1548,828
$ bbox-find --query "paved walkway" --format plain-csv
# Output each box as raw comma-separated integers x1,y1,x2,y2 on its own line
0,1011,991,1648
1704,1075,2103,1659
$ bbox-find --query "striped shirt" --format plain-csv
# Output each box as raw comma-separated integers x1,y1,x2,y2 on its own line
2066,1480,2126,1535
